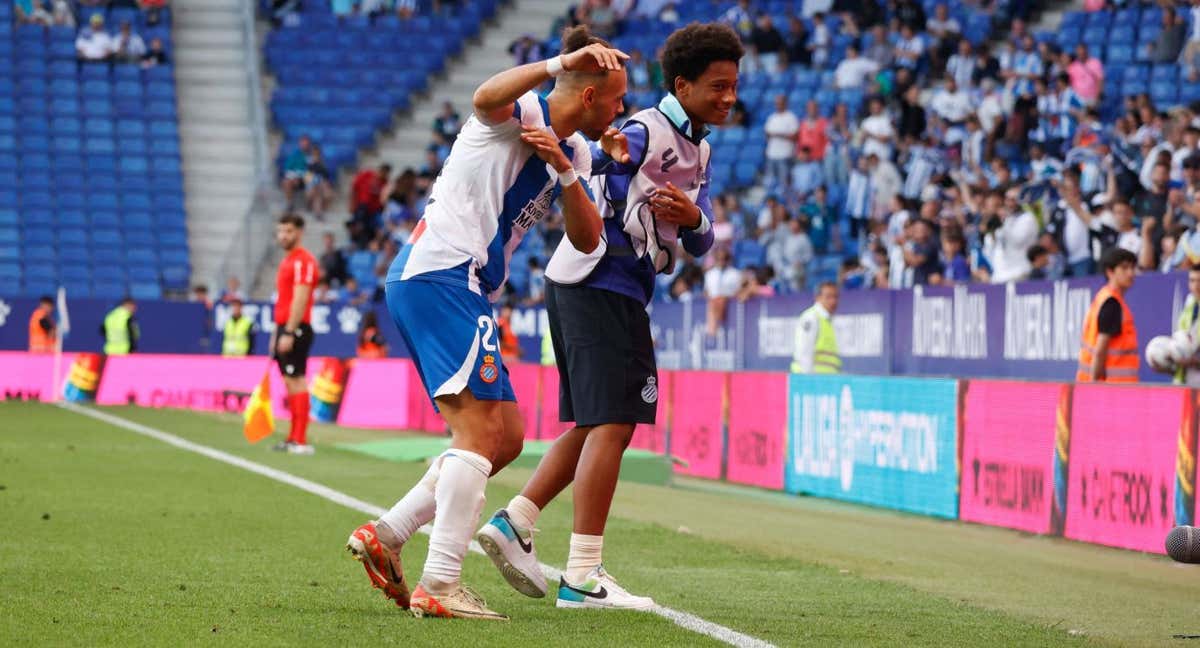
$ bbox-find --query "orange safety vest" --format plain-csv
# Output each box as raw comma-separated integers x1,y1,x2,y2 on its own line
356,327,387,359
1077,285,1139,383
28,305,55,353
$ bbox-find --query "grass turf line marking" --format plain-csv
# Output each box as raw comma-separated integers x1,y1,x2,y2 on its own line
58,402,775,648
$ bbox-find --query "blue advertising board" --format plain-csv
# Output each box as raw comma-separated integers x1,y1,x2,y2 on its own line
785,374,960,518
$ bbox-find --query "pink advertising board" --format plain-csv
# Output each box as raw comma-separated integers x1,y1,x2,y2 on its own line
95,354,305,418
337,359,412,429
1065,384,1186,553
507,363,542,440
959,380,1059,534
403,360,443,433
538,366,572,440
0,351,77,401
725,372,787,490
670,371,726,479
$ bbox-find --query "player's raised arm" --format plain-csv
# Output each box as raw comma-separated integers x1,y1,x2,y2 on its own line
473,42,629,126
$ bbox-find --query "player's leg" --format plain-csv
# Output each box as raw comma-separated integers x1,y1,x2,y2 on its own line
476,399,551,598
554,293,656,611
272,326,313,453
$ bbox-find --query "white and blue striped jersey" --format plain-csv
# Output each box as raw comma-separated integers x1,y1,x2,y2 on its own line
387,91,593,300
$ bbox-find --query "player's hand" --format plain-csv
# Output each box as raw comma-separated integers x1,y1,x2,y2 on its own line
520,125,572,173
277,333,294,354
600,127,631,164
650,182,702,228
561,43,628,74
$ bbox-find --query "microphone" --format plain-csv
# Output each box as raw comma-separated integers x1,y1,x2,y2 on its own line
1166,526,1200,563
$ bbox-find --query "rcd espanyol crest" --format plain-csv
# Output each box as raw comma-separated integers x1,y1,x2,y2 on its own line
641,376,658,404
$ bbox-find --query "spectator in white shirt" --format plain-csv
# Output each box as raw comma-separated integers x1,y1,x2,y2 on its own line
1098,199,1143,257
834,45,881,89
763,95,800,190
893,24,925,71
76,14,113,62
704,247,743,335
945,39,976,90
930,76,973,144
984,188,1040,283
112,21,146,63
859,96,896,161
810,12,831,68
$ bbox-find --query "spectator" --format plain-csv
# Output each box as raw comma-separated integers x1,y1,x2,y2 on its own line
785,16,811,66
864,24,893,68
587,0,618,38
1096,199,1142,257
925,3,961,71
112,21,146,63
508,34,544,65
16,0,53,25
929,76,972,145
796,99,829,162
626,49,653,90
945,38,975,90
934,226,971,284
810,12,831,67
764,95,800,189
140,37,168,68
1005,35,1043,99
834,45,880,89
312,278,336,304
319,232,348,285
431,101,461,147
803,184,835,252
349,163,390,222
1149,5,1186,64
982,188,1039,283
712,202,736,249
304,146,334,217
775,216,814,288
1027,244,1051,280
859,96,896,161
1183,0,1200,82
704,248,742,335
190,284,212,309
790,146,824,198
845,154,876,240
720,0,754,41
339,277,370,306
76,14,114,62
896,83,927,143
1037,231,1067,280
1045,172,1096,276
894,0,926,32
140,0,167,25
525,257,546,306
893,23,925,72
904,218,942,285
219,276,247,304
736,266,777,301
419,145,442,179
1067,44,1104,106
282,135,313,208
750,13,786,71
356,311,389,359
1132,162,1171,257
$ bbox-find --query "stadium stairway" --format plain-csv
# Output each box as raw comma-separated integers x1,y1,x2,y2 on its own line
173,0,262,290
358,0,565,172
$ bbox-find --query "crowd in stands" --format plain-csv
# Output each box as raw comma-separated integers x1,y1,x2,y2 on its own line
284,0,1200,314
17,1,169,65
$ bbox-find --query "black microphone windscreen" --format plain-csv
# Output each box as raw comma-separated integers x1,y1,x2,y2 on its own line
1166,526,1200,564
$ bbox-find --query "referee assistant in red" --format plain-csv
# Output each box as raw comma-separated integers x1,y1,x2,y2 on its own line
272,213,319,454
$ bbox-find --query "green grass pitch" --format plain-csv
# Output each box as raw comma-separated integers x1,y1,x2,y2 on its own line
2,400,1198,646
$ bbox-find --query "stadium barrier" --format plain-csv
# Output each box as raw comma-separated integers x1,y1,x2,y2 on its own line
2,269,1194,383
7,350,1200,555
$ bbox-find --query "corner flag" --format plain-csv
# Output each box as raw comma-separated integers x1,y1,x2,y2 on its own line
243,370,276,443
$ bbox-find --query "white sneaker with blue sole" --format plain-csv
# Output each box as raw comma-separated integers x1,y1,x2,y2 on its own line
556,565,655,610
476,509,547,598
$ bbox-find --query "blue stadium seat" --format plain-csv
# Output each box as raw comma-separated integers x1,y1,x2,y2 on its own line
57,228,88,247
92,281,126,300
91,229,123,247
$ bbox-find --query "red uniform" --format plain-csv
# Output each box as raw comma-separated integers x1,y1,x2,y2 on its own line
274,245,318,448
275,247,318,325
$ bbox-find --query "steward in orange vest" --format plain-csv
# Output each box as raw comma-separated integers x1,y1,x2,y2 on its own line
356,311,388,359
1077,248,1139,383
28,296,56,353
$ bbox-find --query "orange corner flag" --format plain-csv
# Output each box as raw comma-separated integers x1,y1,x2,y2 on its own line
243,372,275,443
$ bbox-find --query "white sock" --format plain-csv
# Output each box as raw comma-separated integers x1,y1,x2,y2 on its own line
506,494,540,529
377,456,442,549
421,449,492,594
564,533,603,585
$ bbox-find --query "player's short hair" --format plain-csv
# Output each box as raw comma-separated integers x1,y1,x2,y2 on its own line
278,213,305,229
660,22,744,95
817,281,838,295
560,24,612,54
1099,247,1137,275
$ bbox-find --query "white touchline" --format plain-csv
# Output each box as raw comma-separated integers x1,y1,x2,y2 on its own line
58,402,776,648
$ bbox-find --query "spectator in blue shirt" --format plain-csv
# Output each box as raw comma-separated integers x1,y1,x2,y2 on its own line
790,146,824,198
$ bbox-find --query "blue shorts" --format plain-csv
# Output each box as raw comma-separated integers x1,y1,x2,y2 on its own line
385,278,514,409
